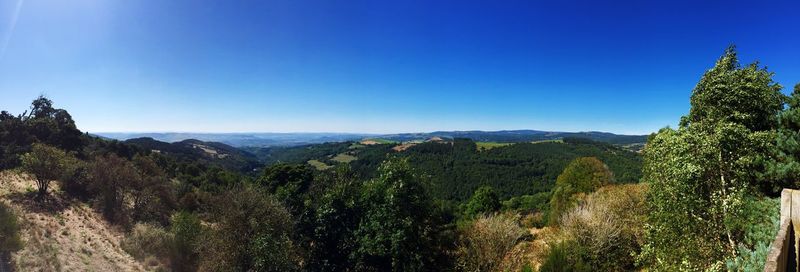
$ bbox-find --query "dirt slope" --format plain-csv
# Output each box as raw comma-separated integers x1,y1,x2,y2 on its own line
0,171,148,272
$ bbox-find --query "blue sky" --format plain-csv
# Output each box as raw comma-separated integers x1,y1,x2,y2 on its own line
0,0,798,134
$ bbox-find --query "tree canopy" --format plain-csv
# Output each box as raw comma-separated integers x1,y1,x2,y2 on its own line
640,46,785,270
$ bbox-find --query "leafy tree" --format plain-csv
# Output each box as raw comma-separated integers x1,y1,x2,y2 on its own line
682,47,784,131
352,159,451,271
20,143,72,199
89,154,140,225
130,154,174,224
640,46,784,270
308,170,363,271
0,96,83,169
764,83,800,194
464,185,501,217
200,186,299,271
170,211,202,272
548,157,613,225
257,163,314,214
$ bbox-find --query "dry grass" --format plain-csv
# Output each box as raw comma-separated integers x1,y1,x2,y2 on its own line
457,213,528,272
0,171,148,271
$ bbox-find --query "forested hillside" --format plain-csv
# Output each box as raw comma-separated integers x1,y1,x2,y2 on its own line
248,137,642,201
123,137,260,172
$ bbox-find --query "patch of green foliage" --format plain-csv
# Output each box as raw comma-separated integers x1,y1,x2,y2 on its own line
539,241,591,272
475,141,512,151
0,203,22,254
725,197,780,271
464,185,501,217
308,159,333,170
640,46,786,270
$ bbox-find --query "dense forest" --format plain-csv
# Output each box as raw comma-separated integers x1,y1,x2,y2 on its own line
0,46,798,271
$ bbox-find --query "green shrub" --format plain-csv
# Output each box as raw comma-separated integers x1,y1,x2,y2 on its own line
170,211,202,272
725,197,780,271
539,241,591,272
0,203,22,253
465,185,501,217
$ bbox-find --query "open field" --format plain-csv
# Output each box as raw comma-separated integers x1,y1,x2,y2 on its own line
360,138,398,145
331,153,357,163
476,142,513,151
308,159,333,170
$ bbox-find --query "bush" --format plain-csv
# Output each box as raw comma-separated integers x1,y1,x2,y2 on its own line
538,241,591,272
121,223,173,263
456,213,527,272
464,186,501,217
0,203,22,253
199,186,299,271
558,184,646,270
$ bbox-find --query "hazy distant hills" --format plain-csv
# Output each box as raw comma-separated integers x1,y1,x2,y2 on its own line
96,130,648,147
97,132,375,147
380,130,648,145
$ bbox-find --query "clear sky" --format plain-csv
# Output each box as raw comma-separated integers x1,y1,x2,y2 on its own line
0,0,798,135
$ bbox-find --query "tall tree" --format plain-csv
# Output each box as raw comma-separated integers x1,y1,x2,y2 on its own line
640,46,784,270
764,83,800,193
352,158,451,271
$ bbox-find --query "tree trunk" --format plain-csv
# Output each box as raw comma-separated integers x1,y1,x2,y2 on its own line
36,179,48,201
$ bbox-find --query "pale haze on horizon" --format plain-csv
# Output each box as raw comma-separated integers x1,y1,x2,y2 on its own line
1,0,798,135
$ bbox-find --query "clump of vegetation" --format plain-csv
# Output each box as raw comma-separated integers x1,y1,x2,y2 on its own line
548,156,613,225
199,185,299,271
169,211,202,272
0,203,22,254
20,143,74,200
121,223,172,266
538,241,591,272
456,213,527,272
640,46,786,270
351,158,453,271
464,185,501,217
765,83,800,194
725,197,780,271
558,184,647,270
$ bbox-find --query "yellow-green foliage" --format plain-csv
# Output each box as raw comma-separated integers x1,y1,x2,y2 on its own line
548,157,613,225
307,159,332,170
475,142,512,151
331,153,357,163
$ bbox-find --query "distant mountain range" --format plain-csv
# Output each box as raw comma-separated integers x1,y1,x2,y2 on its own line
95,130,649,147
